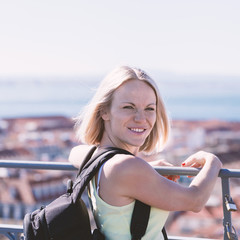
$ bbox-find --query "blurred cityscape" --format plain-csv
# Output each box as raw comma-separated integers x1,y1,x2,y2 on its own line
0,115,240,239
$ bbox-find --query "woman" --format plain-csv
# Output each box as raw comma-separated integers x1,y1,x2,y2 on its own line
69,66,222,239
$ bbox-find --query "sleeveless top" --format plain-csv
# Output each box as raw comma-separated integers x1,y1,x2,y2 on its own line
89,164,169,240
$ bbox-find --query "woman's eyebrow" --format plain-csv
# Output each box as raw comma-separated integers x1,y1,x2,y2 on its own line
121,102,135,105
121,102,156,106
147,103,156,106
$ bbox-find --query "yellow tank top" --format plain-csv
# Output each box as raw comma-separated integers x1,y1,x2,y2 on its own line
89,175,169,240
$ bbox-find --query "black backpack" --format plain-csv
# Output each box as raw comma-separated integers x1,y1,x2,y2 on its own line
23,146,168,240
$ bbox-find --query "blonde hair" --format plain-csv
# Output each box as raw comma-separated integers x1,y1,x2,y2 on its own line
75,66,170,152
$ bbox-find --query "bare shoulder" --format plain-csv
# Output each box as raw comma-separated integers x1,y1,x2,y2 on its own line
101,153,162,206
104,153,156,178
68,145,94,168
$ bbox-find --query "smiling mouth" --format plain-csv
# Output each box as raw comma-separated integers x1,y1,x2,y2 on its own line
129,128,146,133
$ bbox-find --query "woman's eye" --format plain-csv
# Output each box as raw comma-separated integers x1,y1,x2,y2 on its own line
123,106,134,109
145,107,155,111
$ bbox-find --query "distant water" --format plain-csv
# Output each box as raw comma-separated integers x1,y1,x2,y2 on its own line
0,78,240,121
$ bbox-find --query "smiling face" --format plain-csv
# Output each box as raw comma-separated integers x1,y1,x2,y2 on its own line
101,79,157,154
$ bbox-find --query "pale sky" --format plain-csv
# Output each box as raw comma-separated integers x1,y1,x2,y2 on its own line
0,0,240,78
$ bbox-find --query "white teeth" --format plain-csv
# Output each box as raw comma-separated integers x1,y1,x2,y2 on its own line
130,128,144,133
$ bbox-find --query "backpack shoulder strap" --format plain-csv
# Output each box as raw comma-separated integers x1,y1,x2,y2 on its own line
72,147,133,202
162,227,168,240
77,145,97,176
130,200,168,240
130,200,150,240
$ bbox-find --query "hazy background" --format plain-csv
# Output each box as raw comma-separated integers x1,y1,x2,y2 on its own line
1,0,240,78
0,0,240,120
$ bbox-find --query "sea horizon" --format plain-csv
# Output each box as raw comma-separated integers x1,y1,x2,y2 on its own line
1,76,240,122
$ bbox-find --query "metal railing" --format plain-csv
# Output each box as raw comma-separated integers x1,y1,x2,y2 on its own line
0,160,240,240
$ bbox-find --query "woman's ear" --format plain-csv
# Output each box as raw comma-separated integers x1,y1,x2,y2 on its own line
101,108,110,121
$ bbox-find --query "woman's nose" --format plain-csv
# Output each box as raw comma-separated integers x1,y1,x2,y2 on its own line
134,110,146,122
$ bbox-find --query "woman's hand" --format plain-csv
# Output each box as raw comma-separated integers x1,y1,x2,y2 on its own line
181,151,222,169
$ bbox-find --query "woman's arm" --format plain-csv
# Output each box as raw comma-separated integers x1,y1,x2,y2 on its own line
181,151,223,212
137,152,180,182
69,146,222,212
105,151,222,212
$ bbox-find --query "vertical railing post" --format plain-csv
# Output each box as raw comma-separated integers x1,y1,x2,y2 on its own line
221,177,232,240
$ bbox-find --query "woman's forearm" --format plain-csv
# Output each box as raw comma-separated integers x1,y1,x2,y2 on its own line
188,156,222,212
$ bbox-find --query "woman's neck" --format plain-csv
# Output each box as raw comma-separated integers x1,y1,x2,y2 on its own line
99,134,139,155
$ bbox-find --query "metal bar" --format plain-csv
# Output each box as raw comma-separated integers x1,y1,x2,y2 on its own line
1,160,240,178
0,224,22,233
0,224,23,233
0,224,23,240
5,233,14,240
221,177,232,240
0,160,76,171
155,167,240,178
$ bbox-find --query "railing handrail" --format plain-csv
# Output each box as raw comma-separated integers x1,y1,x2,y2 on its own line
1,159,240,178
0,160,76,171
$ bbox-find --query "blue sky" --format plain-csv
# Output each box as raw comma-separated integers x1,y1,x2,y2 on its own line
0,0,240,78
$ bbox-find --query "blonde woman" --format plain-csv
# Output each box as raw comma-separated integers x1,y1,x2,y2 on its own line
69,66,222,240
